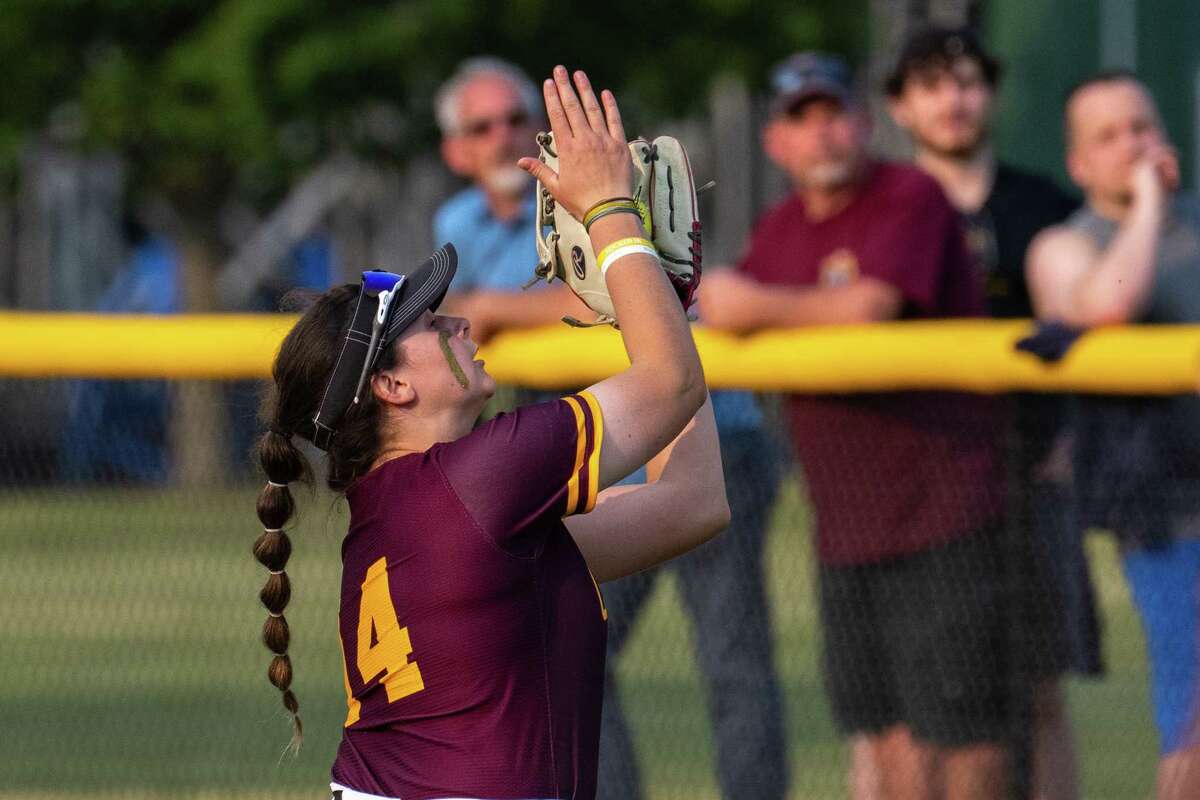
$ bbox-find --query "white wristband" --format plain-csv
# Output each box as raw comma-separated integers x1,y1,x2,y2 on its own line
600,244,659,275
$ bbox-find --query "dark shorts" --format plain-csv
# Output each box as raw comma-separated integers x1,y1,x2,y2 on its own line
1015,479,1104,678
819,528,1010,747
1000,398,1100,681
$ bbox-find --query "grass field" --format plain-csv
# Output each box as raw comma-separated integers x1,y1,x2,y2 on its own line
0,478,1157,800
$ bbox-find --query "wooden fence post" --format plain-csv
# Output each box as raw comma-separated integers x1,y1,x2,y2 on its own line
708,75,756,266
171,233,227,487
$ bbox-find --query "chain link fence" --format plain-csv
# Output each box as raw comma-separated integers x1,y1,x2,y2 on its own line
0,376,1169,799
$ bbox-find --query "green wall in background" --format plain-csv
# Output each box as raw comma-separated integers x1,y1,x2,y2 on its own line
986,0,1100,189
1137,0,1200,189
985,0,1200,191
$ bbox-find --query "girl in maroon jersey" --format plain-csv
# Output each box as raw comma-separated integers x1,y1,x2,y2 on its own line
252,67,728,800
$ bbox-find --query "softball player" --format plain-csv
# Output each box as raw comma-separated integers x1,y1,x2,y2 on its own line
251,66,727,800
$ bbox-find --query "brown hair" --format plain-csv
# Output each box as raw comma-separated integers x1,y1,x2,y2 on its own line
252,284,404,752
885,26,1001,98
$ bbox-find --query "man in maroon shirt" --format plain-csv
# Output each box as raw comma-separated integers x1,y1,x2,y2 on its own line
703,53,1009,800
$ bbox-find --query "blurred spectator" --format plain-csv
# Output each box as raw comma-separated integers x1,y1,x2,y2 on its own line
887,27,1102,800
228,234,334,470
433,57,588,334
59,215,331,483
702,52,1011,800
1026,71,1200,800
59,226,179,482
433,57,789,800
597,394,789,800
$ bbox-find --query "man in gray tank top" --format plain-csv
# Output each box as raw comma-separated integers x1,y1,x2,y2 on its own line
1027,71,1200,800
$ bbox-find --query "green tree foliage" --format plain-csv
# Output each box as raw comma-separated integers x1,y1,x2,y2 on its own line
0,0,864,208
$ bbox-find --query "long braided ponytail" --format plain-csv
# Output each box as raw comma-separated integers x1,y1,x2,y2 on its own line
254,428,309,754
252,285,400,752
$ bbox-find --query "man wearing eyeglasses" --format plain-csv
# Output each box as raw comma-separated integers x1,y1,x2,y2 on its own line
434,57,589,341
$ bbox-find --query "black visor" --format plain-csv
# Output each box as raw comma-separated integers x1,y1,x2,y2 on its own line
308,243,458,451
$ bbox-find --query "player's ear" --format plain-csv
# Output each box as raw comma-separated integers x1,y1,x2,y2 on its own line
371,367,416,408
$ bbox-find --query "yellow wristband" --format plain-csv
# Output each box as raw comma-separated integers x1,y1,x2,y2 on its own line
596,237,655,267
585,205,643,231
600,244,659,275
582,198,637,228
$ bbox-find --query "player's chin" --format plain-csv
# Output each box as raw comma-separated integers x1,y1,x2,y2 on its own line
475,362,497,396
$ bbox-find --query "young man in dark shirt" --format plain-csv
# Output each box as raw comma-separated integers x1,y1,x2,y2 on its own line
887,27,1102,800
886,27,1077,317
703,52,1010,800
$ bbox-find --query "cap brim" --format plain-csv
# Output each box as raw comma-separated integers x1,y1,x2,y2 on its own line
771,83,851,115
306,243,459,451
382,242,458,346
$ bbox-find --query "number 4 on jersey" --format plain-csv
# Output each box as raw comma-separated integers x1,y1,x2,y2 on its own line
356,556,424,703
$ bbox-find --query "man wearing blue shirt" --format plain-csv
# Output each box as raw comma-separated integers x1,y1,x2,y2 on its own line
433,57,588,336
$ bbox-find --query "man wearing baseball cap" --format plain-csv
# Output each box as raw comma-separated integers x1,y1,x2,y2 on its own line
887,27,1099,800
703,52,1012,799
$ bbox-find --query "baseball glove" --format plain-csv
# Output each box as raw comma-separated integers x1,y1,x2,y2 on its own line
531,132,703,327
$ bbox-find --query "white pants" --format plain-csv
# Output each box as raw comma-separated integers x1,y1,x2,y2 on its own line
331,782,556,800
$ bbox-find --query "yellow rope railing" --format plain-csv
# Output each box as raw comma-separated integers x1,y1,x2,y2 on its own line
1,312,1198,394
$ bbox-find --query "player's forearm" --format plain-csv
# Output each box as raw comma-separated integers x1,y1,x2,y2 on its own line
589,213,705,409
646,396,729,534
646,393,716,480
571,396,727,581
1071,199,1164,325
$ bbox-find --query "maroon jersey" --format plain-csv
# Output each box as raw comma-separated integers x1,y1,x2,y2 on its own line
331,393,608,799
737,162,1003,566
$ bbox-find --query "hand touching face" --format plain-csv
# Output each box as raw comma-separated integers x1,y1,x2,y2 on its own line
1067,79,1173,206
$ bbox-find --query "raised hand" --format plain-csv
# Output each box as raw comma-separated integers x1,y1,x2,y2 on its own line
1131,143,1180,208
518,66,632,221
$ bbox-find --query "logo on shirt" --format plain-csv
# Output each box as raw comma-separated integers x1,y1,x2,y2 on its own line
571,246,587,280
963,212,999,276
819,248,859,287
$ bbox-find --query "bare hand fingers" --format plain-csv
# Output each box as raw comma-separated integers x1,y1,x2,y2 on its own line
601,90,626,141
1148,146,1181,189
552,65,589,137
1163,160,1182,191
542,77,571,140
573,70,607,134
518,157,559,193
1163,149,1181,180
